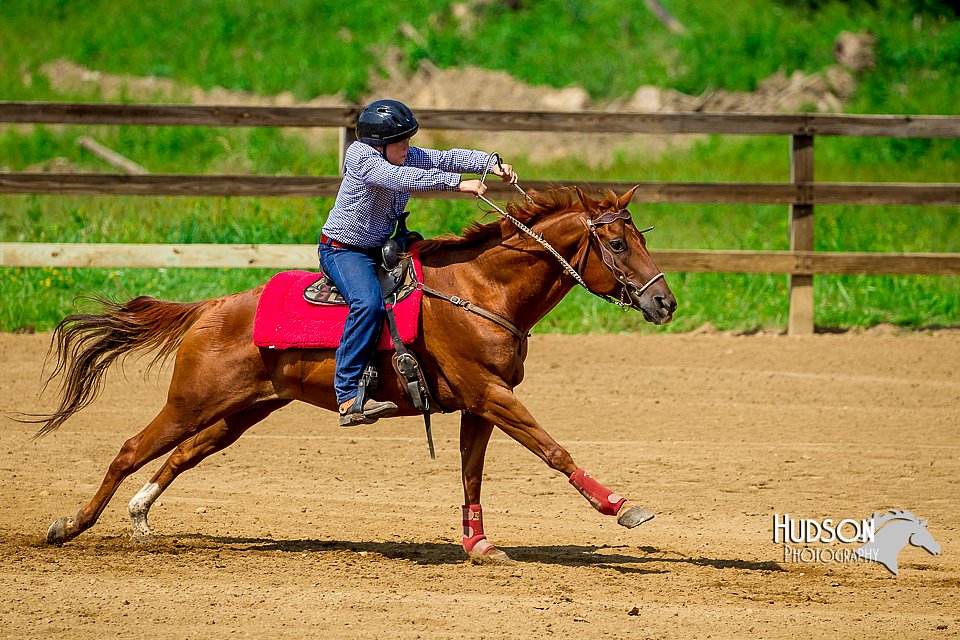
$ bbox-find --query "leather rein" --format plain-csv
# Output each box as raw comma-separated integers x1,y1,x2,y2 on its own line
478,153,663,310
418,157,663,339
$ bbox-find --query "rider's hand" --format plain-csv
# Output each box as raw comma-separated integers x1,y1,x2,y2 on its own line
492,162,518,185
458,179,487,196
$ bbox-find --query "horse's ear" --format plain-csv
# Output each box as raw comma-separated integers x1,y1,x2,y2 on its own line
574,186,599,213
617,185,640,209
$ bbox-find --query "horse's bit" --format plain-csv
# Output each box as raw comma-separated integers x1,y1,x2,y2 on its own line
476,152,664,309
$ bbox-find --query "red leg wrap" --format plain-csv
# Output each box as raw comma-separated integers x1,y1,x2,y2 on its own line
569,468,626,516
462,504,494,555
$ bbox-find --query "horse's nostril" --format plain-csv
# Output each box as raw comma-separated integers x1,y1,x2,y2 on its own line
655,295,677,314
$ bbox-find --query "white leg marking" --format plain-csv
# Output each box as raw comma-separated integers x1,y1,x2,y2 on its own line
128,482,162,538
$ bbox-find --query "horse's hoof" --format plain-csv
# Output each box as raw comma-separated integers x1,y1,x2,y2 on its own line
468,547,515,565
46,517,74,546
617,503,655,529
131,532,157,545
129,512,155,541
466,539,515,565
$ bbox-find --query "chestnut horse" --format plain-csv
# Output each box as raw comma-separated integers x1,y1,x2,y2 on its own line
34,186,676,562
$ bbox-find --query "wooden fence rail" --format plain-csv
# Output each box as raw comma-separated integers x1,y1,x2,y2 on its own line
1,173,959,205
2,101,959,334
3,102,960,137
3,242,957,276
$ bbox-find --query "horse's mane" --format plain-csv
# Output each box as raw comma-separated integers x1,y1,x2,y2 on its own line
416,186,620,255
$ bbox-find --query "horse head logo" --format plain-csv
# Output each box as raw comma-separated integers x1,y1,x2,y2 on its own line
854,510,940,575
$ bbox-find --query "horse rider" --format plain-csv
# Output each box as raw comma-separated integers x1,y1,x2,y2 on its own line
319,98,518,426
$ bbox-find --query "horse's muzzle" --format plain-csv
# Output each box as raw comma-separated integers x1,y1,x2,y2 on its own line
632,285,677,325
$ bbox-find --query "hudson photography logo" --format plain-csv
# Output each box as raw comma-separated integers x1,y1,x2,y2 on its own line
773,509,941,575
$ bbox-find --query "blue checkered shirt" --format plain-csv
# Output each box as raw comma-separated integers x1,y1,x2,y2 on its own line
321,142,491,249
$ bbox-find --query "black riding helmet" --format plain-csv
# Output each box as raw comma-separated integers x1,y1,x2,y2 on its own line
356,99,419,147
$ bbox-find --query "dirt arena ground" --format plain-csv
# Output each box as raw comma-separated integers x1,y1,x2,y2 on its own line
1,330,957,638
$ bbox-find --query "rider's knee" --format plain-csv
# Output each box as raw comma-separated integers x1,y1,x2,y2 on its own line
352,293,386,316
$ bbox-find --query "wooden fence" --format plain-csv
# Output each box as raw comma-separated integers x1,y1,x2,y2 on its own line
2,101,959,334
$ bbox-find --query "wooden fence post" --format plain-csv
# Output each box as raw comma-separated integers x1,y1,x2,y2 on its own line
789,134,815,335
338,126,357,176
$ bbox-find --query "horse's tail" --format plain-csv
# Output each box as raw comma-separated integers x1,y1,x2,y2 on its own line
25,295,213,438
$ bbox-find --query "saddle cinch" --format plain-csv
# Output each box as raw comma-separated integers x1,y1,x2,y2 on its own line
305,238,441,459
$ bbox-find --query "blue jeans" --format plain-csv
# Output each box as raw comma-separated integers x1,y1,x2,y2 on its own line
317,243,385,405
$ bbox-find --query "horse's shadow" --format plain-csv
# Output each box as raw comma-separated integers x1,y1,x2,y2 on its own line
175,534,783,575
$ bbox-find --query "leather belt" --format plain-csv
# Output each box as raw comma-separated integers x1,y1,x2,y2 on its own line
319,233,359,249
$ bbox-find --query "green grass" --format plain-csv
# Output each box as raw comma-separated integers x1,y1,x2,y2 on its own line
1,0,958,333
2,0,959,113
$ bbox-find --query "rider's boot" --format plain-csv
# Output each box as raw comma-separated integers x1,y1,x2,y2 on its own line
338,365,397,426
338,397,398,426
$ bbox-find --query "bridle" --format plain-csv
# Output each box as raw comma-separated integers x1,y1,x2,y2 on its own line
576,208,665,308
477,153,664,310
413,154,666,344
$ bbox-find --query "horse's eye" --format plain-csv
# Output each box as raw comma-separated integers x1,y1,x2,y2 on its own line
609,238,626,253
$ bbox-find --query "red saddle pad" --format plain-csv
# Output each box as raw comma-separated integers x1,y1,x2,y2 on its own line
253,252,424,351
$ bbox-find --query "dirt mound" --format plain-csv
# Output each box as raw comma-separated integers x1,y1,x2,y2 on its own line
834,31,877,73
36,58,681,165
619,31,871,115
39,59,347,108
370,58,592,112
366,59,690,163
38,59,346,153
34,31,870,166
625,66,856,114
